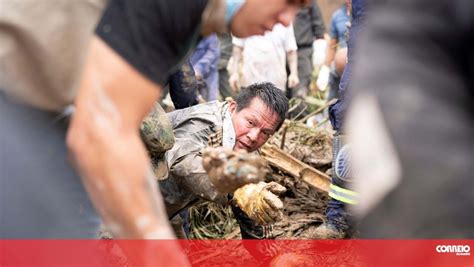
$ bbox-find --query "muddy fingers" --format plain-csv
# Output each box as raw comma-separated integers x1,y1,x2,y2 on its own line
202,147,268,193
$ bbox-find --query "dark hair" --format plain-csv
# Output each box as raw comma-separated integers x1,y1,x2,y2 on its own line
235,82,288,131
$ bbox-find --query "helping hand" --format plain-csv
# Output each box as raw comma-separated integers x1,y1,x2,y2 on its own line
202,147,269,194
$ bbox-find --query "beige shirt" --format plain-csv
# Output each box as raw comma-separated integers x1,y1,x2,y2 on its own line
0,0,107,111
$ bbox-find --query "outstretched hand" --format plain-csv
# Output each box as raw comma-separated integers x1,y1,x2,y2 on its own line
202,147,269,194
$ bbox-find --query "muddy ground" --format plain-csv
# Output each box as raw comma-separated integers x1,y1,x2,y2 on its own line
188,122,334,240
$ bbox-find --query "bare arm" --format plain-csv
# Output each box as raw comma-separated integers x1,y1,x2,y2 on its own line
287,49,299,88
324,38,338,67
228,45,243,92
287,49,298,76
67,36,174,239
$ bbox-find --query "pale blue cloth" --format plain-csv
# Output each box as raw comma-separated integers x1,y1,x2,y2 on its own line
225,0,245,25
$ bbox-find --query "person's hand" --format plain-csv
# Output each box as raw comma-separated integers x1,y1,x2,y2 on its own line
316,65,330,91
202,147,268,194
195,74,203,81
233,181,286,225
288,73,300,88
229,72,240,93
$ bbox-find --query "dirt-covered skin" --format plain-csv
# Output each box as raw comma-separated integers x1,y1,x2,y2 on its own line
202,147,269,194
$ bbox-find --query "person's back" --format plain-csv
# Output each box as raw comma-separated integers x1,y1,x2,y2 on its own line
233,23,297,90
0,0,106,111
0,0,106,238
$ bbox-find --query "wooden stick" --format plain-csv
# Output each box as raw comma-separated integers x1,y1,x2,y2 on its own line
261,144,330,193
298,98,337,124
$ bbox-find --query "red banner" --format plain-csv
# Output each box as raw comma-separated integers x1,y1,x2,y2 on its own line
1,240,473,266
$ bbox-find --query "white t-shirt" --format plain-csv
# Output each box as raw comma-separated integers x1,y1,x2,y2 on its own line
232,23,297,91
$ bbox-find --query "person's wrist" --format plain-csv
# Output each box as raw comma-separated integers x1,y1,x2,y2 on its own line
142,226,175,239
124,214,175,239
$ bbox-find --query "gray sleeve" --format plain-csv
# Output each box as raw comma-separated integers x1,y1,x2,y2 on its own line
310,0,326,38
166,124,227,204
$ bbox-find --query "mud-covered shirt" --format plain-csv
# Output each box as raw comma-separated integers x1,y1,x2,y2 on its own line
159,101,231,218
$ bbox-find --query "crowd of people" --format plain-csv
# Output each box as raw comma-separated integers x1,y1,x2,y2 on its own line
1,0,472,264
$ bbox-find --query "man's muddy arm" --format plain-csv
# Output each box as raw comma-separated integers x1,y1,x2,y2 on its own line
67,37,175,239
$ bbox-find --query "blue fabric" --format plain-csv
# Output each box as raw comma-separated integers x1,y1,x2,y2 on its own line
325,198,349,230
191,34,220,101
326,135,354,231
326,0,367,230
329,5,350,48
329,0,367,133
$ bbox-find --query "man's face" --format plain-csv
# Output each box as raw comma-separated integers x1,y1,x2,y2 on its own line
231,0,301,37
229,97,281,152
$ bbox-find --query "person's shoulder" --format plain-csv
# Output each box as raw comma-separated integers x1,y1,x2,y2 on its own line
189,101,223,115
169,101,224,126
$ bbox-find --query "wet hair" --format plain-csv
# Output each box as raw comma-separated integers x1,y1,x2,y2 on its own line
235,82,288,131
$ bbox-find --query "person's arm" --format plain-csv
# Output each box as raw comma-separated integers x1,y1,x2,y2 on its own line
309,0,326,40
323,13,340,68
286,25,299,88
68,0,207,240
287,49,299,88
228,40,243,92
315,37,336,91
169,141,228,203
316,13,339,91
193,35,220,79
67,37,175,239
323,38,338,67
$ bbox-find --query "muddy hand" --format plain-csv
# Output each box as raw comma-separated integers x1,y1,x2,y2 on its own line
234,181,286,225
202,147,268,193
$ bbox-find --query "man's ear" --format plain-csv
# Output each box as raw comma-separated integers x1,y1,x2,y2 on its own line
228,100,237,114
